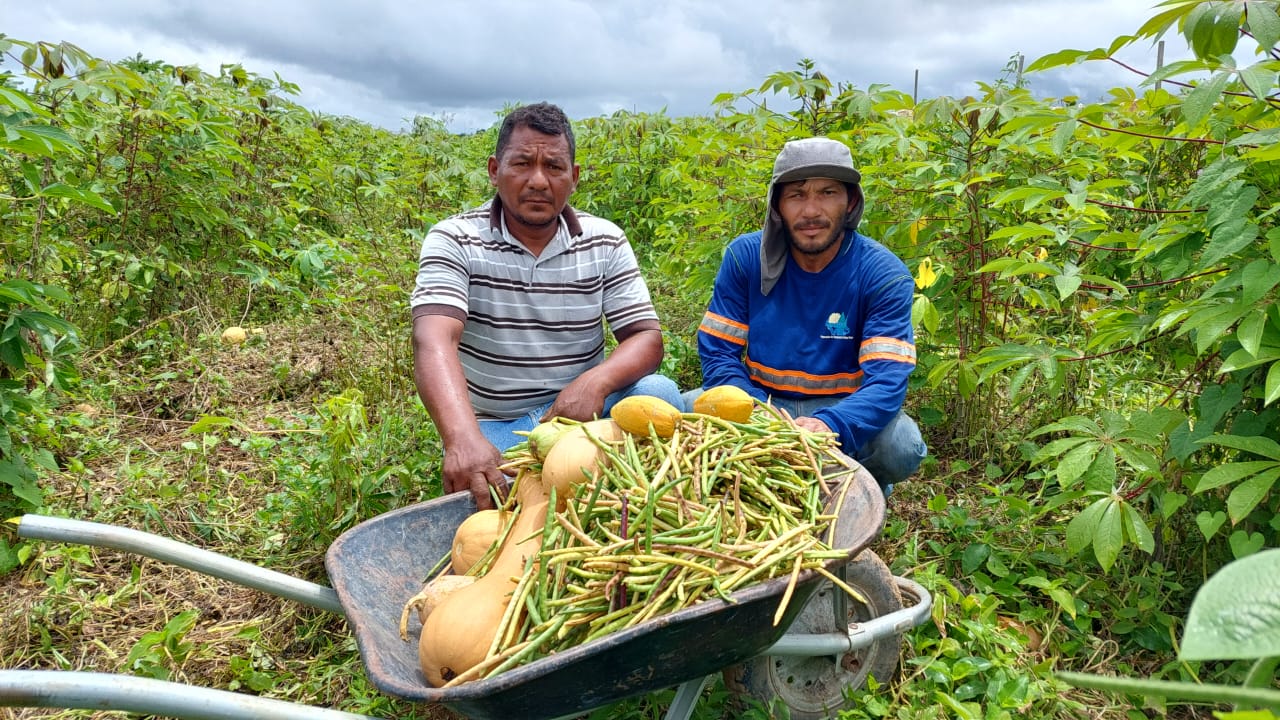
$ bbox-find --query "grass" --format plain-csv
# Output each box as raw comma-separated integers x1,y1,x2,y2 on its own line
0,320,453,720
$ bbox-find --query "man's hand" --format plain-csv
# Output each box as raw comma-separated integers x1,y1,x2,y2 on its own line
543,373,607,422
541,326,665,422
441,432,511,510
794,416,833,435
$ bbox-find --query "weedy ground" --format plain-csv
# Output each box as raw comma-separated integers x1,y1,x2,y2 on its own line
0,321,1216,720
1,323,454,720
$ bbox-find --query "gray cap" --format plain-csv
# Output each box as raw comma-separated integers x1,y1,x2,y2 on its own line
760,138,865,295
771,137,862,186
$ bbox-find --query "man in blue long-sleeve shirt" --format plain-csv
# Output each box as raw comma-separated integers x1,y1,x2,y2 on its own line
693,137,927,491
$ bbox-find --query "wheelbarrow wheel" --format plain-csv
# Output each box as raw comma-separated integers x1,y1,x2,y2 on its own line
723,550,903,720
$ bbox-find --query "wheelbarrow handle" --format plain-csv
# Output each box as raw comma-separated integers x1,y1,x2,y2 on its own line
0,670,375,720
763,575,933,657
16,515,344,615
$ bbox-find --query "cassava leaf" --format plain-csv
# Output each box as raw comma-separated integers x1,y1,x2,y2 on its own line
1181,71,1232,129
1197,461,1280,493
1200,434,1280,461
1227,468,1280,523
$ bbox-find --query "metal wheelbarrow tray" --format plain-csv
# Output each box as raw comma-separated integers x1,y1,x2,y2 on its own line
327,460,890,719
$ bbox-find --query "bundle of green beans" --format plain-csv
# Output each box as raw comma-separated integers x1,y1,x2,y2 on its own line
467,406,862,680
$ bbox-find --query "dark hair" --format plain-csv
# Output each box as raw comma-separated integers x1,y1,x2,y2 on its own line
495,102,576,162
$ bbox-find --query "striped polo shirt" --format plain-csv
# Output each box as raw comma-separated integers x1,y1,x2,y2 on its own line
410,197,659,419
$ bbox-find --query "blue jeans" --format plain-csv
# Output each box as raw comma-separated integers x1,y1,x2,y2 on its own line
478,374,683,451
681,388,927,492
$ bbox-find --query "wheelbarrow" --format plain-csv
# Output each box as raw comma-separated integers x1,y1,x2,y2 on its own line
0,462,931,720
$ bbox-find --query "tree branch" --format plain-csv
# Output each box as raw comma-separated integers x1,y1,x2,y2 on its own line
1077,118,1226,145
1161,351,1220,407
1064,327,1178,363
1085,198,1199,215
1067,238,1139,252
1079,268,1228,291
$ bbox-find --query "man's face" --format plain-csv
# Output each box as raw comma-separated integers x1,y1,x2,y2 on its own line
488,125,579,238
777,178,853,257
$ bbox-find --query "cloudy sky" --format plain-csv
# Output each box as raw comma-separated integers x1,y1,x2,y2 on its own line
5,1,1182,133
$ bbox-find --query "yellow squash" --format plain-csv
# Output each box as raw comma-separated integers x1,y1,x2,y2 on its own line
691,385,755,423
609,395,682,438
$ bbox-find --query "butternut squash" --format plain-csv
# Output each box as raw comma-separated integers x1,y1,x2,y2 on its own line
610,395,682,438
418,473,550,686
580,417,625,442
398,574,476,641
691,385,755,423
418,420,625,686
540,419,622,507
450,508,505,574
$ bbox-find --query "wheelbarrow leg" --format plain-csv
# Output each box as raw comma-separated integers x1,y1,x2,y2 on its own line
665,675,710,720
547,675,709,720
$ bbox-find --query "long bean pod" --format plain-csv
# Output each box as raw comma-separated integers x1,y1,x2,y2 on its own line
436,403,862,681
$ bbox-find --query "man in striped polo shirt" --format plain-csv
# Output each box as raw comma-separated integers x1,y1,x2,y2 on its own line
411,102,681,509
693,137,927,492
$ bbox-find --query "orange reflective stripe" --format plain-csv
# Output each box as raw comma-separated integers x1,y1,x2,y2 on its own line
860,351,916,364
859,337,916,364
746,358,864,394
699,323,746,346
746,359,862,383
705,311,747,333
699,311,748,346
751,378,856,396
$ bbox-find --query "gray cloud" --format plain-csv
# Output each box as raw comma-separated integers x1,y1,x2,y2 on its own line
4,0,1181,132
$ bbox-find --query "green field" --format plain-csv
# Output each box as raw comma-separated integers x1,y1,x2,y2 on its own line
2,4,1279,717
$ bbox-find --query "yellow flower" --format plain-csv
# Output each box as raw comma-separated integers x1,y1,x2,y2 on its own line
915,258,938,289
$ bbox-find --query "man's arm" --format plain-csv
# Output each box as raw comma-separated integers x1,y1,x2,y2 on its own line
545,321,663,421
697,240,768,400
412,313,507,510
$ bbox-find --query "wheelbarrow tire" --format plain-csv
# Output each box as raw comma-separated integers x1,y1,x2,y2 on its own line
722,550,903,720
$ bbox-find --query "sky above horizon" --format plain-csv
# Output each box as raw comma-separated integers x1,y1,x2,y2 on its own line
5,1,1186,132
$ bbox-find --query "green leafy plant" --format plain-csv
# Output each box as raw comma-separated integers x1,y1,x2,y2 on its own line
1059,548,1280,717
123,608,199,680
1195,433,1280,529
1027,410,1172,571
0,280,79,570
7,3,1280,718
